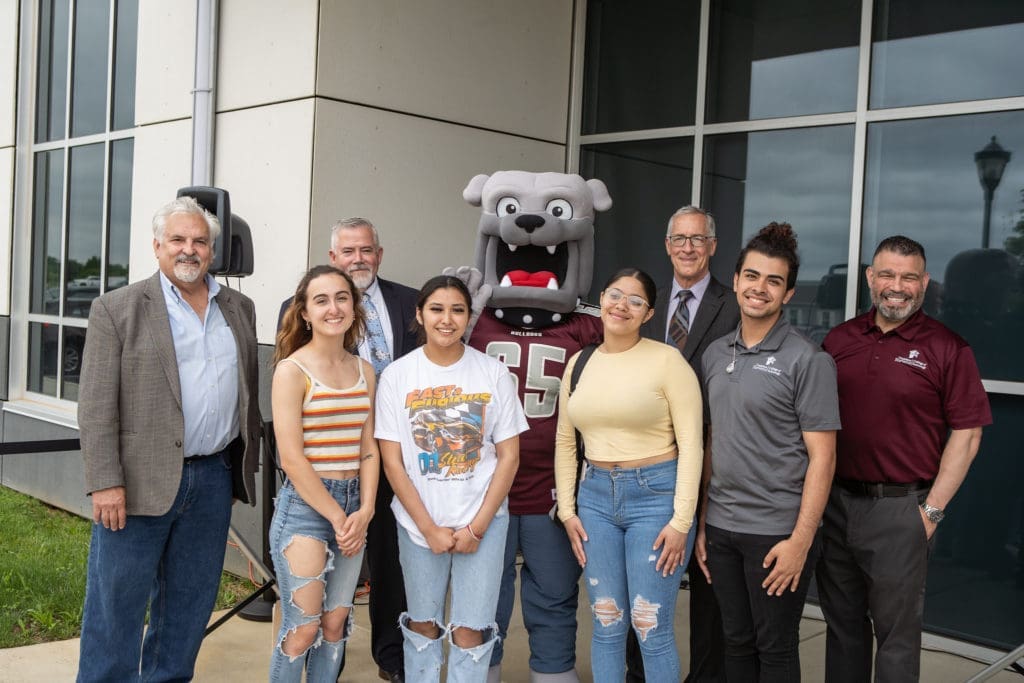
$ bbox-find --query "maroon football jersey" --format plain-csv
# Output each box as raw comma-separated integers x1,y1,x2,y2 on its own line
469,307,603,515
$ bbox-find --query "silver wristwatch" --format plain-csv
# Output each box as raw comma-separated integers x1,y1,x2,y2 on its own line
920,503,945,524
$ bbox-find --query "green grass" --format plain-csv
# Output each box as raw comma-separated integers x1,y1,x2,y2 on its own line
0,485,255,649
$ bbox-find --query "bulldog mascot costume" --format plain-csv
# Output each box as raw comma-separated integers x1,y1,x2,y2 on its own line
458,171,611,683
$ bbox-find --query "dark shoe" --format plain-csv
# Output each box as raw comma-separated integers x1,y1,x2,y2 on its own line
378,668,404,683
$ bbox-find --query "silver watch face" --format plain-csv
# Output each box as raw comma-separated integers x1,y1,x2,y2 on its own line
922,504,944,523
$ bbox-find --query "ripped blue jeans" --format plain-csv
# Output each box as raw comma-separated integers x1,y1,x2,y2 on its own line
396,513,508,683
268,477,363,683
578,460,683,683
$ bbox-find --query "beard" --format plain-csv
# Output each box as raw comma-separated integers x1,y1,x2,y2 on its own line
872,289,922,323
173,256,203,284
348,266,374,291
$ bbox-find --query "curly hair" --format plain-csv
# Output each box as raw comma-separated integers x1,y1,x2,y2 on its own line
735,221,800,290
273,265,366,364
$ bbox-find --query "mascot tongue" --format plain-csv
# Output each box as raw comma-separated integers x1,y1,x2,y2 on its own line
506,270,557,287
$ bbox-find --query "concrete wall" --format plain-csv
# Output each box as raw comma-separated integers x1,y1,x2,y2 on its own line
308,0,574,289
310,101,565,289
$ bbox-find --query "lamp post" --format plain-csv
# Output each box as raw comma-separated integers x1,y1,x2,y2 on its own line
974,136,1011,249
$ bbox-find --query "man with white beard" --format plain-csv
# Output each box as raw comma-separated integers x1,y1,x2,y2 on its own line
817,235,992,683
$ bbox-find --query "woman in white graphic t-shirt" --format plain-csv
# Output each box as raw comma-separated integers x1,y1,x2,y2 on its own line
375,275,528,683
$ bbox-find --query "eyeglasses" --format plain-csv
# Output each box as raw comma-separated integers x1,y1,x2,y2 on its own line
667,234,714,248
603,288,649,310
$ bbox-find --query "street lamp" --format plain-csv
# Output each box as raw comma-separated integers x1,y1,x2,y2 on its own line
974,136,1011,249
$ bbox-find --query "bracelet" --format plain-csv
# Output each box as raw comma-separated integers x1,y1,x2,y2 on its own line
465,523,482,541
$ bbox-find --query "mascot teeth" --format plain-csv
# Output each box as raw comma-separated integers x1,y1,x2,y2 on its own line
546,278,558,290
508,244,518,252
500,274,513,287
546,245,557,255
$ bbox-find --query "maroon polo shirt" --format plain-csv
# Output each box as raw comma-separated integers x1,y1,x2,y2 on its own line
822,308,991,483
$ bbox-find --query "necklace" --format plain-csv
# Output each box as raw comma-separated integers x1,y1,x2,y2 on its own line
726,327,740,374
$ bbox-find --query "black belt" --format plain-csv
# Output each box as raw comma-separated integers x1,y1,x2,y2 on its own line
836,478,932,499
185,445,230,463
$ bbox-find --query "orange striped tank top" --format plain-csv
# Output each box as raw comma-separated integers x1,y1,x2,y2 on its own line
280,357,369,471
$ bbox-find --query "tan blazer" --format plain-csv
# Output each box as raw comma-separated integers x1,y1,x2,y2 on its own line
78,272,261,516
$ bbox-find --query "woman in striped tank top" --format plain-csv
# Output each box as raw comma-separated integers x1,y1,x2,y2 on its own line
268,265,380,683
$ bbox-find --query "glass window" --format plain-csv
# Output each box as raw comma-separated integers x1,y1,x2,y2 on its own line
702,126,857,342
111,0,138,130
30,149,64,315
65,143,105,319
706,0,860,123
25,0,136,403
582,0,701,134
861,111,1024,381
35,0,70,143
107,139,133,291
579,138,694,301
870,0,1024,109
924,393,1024,650
27,322,58,397
70,0,111,137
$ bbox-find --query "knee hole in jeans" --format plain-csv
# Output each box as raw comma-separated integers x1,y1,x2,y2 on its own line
592,597,624,627
280,621,321,658
320,606,352,643
406,616,443,640
630,595,661,642
280,535,333,655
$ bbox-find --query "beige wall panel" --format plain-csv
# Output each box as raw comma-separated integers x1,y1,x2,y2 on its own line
218,0,317,111
318,0,573,143
128,119,192,282
310,100,564,290
0,147,13,315
0,0,16,147
214,99,314,344
136,0,195,125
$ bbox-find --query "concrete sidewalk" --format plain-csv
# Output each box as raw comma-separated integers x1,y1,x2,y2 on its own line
0,588,1016,682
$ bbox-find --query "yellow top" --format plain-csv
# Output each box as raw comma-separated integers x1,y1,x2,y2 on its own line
554,338,703,533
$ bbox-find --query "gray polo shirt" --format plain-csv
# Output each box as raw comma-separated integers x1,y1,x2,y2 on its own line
702,317,840,536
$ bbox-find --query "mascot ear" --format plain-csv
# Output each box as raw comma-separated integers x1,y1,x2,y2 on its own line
587,178,613,212
463,174,491,207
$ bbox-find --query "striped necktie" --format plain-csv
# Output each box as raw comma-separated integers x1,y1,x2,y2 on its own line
361,297,392,376
667,290,693,353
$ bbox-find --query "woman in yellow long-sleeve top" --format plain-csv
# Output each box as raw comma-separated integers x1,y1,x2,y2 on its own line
554,267,704,683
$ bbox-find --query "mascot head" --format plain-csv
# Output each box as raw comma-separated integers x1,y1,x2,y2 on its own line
464,171,612,328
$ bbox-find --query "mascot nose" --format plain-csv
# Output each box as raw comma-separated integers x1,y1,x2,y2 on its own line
514,214,545,233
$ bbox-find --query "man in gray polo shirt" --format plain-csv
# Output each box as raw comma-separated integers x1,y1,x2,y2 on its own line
695,222,839,682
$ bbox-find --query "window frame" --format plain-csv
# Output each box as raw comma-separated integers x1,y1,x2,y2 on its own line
569,0,1024,397
9,0,136,419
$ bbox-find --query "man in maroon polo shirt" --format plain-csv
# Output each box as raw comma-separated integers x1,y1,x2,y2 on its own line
817,235,992,683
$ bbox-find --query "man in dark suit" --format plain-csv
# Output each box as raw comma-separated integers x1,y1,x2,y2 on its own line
632,206,739,683
278,217,417,683
77,197,261,682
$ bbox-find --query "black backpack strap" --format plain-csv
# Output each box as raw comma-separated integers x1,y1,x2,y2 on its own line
569,344,599,513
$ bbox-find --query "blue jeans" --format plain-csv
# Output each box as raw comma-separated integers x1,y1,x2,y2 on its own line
77,454,233,683
268,478,364,683
705,524,821,683
577,460,683,683
490,513,581,674
397,513,508,683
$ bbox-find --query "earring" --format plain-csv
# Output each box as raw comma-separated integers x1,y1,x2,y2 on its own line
305,320,311,331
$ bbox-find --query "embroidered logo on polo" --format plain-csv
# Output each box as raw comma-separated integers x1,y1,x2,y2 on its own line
753,356,783,376
895,349,927,370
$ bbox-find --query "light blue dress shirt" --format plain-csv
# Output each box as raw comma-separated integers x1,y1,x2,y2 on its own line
159,272,240,457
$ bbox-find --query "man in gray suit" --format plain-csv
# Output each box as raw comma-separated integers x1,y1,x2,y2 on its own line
76,196,260,682
631,205,739,683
